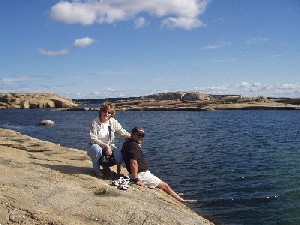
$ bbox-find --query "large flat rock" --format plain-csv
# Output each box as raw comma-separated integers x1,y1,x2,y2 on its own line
0,128,213,225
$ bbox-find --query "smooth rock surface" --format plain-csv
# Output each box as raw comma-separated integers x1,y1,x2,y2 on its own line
0,128,213,225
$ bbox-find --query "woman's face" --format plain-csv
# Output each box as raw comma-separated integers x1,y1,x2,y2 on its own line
100,110,111,123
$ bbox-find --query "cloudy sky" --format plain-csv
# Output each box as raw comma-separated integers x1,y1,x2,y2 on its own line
1,0,299,98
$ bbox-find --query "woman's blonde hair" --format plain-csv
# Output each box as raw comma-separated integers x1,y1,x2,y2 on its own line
99,101,116,117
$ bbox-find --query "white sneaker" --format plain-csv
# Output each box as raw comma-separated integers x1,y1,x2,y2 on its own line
112,177,130,189
119,183,130,190
112,177,124,186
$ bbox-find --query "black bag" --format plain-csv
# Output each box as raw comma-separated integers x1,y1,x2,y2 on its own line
98,125,115,167
99,150,115,167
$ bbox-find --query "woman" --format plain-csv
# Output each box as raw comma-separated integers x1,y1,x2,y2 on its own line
87,101,130,178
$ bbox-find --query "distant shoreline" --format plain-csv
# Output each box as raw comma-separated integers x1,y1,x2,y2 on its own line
1,92,300,110
72,92,300,111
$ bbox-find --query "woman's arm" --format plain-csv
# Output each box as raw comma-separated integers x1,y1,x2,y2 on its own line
110,118,131,139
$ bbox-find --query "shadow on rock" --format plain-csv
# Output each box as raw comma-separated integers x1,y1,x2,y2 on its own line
33,162,94,176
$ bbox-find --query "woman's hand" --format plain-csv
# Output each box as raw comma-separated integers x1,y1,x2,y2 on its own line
105,145,112,156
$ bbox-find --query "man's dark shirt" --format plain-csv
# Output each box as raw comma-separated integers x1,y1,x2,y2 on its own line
121,138,148,174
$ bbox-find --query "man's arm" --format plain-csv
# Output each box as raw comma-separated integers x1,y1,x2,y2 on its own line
130,159,139,180
130,159,144,186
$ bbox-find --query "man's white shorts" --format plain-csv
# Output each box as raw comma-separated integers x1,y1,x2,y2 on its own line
130,171,161,189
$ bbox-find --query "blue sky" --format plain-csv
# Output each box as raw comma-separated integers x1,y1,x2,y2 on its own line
1,0,299,99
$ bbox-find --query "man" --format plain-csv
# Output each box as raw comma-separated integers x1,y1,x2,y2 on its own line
121,126,194,202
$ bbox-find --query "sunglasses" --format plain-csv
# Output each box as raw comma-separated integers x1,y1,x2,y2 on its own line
136,133,145,138
103,111,112,114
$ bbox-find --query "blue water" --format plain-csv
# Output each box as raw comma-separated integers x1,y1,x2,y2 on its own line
1,109,300,225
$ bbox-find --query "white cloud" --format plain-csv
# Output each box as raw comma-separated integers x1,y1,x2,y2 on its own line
74,82,300,99
213,58,238,63
193,82,300,98
2,74,299,98
237,82,300,97
38,48,69,56
50,1,97,25
0,77,31,85
134,17,146,29
50,0,211,29
213,17,225,24
161,16,205,30
152,78,180,83
73,37,95,48
194,84,234,94
0,75,55,93
200,38,231,50
246,37,269,45
38,37,94,56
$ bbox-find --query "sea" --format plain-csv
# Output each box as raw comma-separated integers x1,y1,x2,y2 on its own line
0,108,299,225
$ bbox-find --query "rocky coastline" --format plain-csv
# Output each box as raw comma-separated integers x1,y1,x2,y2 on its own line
0,128,213,225
0,93,77,109
1,92,300,111
74,92,300,111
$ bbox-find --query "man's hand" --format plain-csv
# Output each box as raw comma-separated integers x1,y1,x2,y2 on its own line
136,180,145,186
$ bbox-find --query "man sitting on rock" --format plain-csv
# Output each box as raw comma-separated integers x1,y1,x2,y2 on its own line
121,126,195,202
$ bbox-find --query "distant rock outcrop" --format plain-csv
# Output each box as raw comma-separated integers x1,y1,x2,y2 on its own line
0,93,78,109
71,91,300,111
109,92,300,111
147,91,211,101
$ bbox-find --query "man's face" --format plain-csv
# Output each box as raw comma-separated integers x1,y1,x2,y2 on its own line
132,132,145,144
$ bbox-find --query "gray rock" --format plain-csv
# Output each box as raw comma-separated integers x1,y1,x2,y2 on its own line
39,120,55,126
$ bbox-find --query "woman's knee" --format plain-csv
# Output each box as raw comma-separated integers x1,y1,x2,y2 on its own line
87,144,102,159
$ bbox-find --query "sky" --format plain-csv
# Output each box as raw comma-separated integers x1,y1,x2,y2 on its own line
0,0,300,99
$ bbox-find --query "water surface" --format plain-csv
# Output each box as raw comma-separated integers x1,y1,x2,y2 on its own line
1,109,299,225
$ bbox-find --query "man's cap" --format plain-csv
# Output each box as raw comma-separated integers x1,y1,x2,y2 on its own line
131,126,145,135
